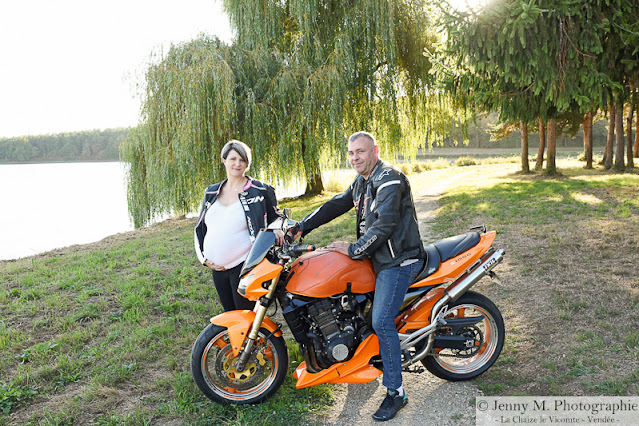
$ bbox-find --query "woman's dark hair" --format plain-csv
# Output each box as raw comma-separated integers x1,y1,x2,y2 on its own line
221,140,252,169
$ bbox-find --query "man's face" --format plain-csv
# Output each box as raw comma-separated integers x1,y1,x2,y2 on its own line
348,136,379,179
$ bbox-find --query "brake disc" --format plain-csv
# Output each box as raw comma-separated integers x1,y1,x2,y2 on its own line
220,347,269,382
222,356,258,382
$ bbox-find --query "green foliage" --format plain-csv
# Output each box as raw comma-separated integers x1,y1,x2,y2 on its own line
0,128,127,163
455,156,478,166
18,341,59,364
122,1,442,227
434,0,639,174
0,382,38,415
435,0,638,123
439,1,597,120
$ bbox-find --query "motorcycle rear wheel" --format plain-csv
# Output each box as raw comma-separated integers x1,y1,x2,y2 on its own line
190,324,288,404
421,291,504,381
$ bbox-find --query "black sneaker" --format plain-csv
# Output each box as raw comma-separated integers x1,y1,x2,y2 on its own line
372,389,408,421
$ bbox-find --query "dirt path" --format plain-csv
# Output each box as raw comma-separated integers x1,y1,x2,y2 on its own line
315,170,481,425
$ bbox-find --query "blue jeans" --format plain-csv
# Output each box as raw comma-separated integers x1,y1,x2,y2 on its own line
372,259,424,390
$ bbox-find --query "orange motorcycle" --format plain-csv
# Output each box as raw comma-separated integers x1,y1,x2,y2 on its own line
191,211,505,404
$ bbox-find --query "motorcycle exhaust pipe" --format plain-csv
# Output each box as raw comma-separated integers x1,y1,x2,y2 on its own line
402,248,505,367
445,248,505,303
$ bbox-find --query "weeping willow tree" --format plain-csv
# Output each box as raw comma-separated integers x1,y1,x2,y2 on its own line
122,1,443,228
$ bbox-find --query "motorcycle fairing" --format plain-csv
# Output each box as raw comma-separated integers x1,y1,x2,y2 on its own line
397,232,498,333
238,259,283,301
293,334,382,388
286,250,376,297
396,287,446,334
210,310,282,357
239,230,276,277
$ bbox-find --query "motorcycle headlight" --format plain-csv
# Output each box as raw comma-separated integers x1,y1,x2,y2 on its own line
238,274,252,296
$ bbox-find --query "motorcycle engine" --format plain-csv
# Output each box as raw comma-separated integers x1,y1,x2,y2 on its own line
282,293,369,372
307,298,357,363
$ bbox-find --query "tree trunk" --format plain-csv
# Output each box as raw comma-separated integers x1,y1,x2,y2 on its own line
634,105,639,158
425,128,430,151
305,171,324,195
535,120,546,171
301,139,324,195
521,121,530,173
546,119,557,175
582,116,589,163
588,110,597,162
583,113,593,169
604,100,615,169
450,118,456,146
627,96,635,168
614,102,625,171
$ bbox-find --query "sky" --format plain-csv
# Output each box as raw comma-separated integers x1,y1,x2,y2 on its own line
0,1,483,139
0,0,233,138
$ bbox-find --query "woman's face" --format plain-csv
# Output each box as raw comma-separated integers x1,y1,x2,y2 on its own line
223,149,248,178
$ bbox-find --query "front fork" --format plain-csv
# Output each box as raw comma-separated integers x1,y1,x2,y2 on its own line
235,276,280,372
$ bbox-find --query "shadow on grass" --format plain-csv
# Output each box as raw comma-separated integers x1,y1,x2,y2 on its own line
436,168,639,232
433,166,639,396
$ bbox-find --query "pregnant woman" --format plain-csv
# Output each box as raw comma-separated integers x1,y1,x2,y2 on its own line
194,140,283,311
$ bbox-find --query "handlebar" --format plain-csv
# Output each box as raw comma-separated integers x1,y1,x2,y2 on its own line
288,244,315,257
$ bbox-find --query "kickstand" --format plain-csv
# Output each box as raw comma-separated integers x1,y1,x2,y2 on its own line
488,271,502,285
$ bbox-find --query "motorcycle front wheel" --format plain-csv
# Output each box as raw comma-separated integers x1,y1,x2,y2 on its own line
190,324,288,404
421,291,504,381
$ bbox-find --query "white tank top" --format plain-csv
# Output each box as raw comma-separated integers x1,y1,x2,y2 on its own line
203,200,252,269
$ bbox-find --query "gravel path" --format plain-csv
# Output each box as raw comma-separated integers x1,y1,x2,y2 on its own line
315,170,481,425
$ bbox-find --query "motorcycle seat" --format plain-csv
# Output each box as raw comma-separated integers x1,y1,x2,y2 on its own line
433,231,481,263
411,244,441,283
411,232,481,283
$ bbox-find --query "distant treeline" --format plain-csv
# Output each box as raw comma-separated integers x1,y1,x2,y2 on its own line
0,128,128,163
440,113,610,149
0,117,609,164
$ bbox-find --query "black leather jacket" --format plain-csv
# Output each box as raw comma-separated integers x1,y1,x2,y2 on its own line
194,177,282,265
300,160,425,273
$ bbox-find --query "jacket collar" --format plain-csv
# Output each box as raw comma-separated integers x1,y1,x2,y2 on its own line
360,159,384,183
218,175,253,192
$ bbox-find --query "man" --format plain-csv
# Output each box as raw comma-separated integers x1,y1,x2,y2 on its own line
293,131,425,421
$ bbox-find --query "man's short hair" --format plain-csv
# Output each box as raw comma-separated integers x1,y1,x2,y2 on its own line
348,131,377,147
221,140,252,168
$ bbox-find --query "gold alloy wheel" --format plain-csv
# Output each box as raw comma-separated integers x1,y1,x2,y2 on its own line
191,323,289,404
221,351,267,382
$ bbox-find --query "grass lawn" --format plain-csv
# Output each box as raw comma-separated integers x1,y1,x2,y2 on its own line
428,160,639,396
1,157,638,424
0,194,353,425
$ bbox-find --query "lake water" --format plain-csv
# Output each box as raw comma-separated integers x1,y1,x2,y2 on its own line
0,162,134,260
0,162,332,261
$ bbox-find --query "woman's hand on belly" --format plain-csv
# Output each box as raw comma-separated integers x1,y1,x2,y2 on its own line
204,259,226,271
